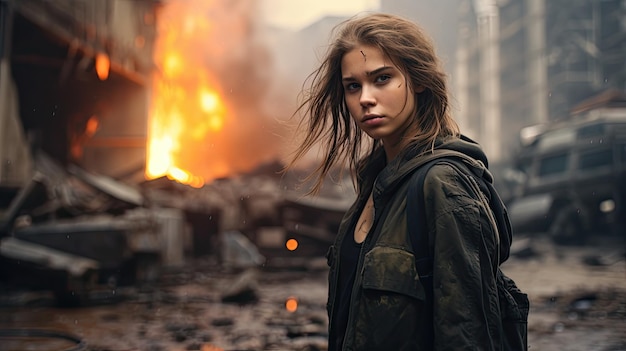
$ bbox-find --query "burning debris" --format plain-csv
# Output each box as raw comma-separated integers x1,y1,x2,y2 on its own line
1,0,353,306
0,1,355,348
0,148,355,308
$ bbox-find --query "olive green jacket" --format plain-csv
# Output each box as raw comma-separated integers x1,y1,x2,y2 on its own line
326,137,511,350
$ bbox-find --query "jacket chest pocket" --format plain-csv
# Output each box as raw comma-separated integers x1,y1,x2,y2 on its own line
361,246,425,300
353,246,427,350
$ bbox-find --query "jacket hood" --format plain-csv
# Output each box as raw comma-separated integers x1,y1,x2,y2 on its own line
380,134,493,187
369,135,512,263
437,134,490,169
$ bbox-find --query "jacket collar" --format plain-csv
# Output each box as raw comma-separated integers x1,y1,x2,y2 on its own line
363,135,492,201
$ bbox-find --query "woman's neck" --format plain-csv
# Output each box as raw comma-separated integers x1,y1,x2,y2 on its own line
383,139,405,162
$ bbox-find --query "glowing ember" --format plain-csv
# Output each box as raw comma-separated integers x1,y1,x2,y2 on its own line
95,53,110,80
285,297,298,313
85,116,99,136
201,344,224,351
286,238,298,251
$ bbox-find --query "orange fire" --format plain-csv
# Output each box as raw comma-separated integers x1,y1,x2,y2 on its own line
147,0,231,188
147,1,285,187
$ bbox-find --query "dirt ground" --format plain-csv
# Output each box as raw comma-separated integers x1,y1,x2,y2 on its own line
502,236,626,351
0,236,625,351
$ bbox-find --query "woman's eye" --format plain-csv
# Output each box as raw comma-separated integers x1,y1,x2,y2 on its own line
376,75,391,83
345,83,360,91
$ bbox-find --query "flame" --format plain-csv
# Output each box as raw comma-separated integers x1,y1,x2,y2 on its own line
146,0,229,187
85,115,99,137
146,0,283,187
95,53,110,80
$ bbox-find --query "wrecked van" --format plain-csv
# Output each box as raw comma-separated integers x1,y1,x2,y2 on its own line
508,111,626,244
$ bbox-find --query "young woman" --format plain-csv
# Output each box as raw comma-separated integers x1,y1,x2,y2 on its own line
287,13,525,350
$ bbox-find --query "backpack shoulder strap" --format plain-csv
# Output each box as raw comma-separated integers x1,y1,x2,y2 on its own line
406,158,441,350
406,159,440,279
406,152,479,275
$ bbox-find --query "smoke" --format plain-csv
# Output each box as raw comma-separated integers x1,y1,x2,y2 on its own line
152,0,289,181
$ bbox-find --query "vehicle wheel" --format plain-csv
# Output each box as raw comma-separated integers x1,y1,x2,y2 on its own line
549,205,587,245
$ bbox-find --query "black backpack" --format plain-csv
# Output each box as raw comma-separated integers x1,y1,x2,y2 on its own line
406,152,529,351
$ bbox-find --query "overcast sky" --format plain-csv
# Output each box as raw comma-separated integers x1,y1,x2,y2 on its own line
261,0,379,30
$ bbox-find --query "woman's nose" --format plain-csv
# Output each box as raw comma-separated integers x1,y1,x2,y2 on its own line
360,86,376,107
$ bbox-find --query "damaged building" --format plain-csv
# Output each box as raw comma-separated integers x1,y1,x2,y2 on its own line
0,0,225,304
0,0,352,305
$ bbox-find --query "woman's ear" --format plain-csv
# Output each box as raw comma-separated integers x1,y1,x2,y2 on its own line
414,85,425,93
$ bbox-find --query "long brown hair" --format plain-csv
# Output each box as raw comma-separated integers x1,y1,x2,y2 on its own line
287,13,459,194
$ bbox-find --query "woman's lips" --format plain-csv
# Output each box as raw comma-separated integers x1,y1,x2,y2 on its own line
362,114,384,126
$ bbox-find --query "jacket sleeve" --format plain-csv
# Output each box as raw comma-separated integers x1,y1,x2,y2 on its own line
422,163,502,351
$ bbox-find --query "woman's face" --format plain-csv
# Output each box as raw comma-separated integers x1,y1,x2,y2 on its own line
341,44,422,154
